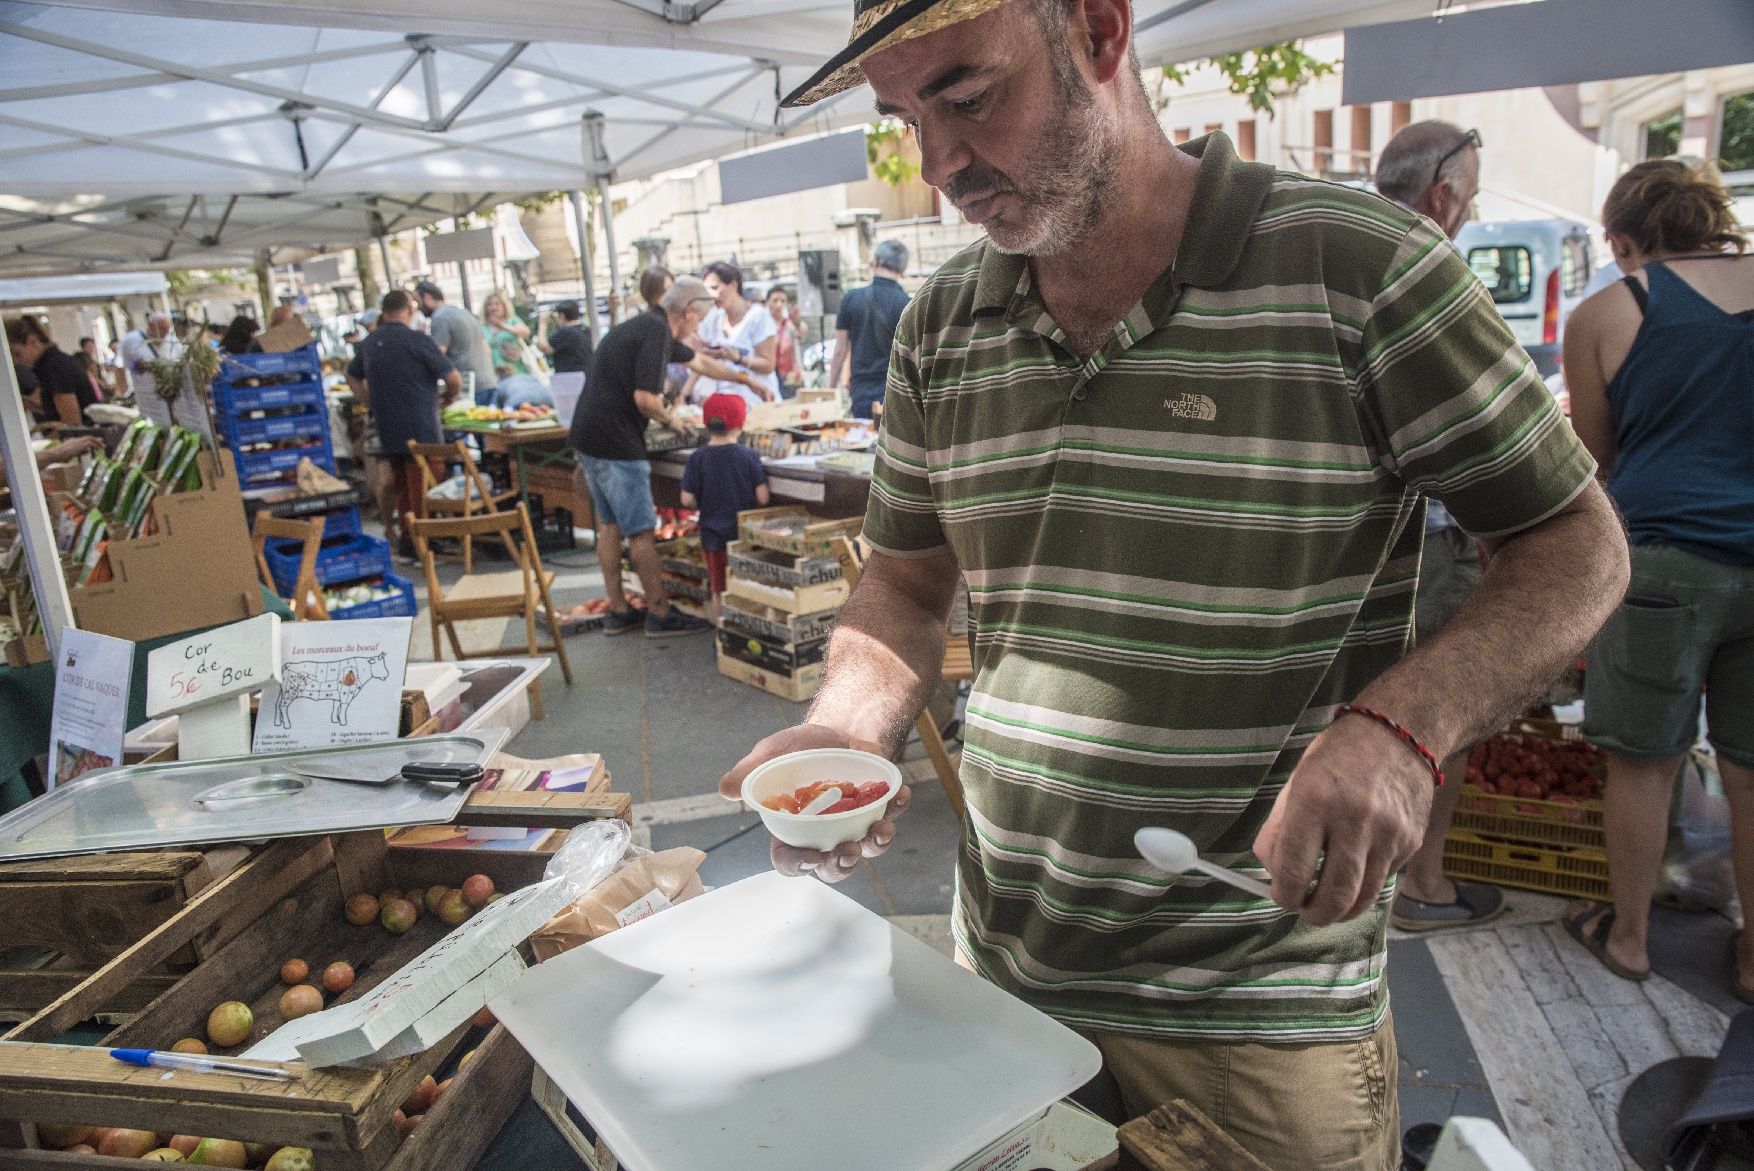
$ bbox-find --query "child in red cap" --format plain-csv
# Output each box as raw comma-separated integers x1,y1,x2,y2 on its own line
681,392,770,624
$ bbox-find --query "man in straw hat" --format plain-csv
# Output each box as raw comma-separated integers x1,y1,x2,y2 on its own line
723,0,1628,1162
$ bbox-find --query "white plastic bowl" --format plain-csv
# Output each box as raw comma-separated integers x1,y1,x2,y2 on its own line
741,748,903,852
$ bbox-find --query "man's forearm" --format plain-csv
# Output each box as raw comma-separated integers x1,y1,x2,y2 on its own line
810,552,960,754
1360,483,1629,758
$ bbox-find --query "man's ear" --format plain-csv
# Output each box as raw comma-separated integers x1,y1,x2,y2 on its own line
1076,0,1133,87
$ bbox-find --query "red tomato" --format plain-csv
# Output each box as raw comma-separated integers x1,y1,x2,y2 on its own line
822,798,859,814
854,782,890,806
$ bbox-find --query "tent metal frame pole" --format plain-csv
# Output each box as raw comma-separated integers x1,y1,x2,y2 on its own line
0,318,76,661
585,114,621,325
568,189,601,345
377,234,394,292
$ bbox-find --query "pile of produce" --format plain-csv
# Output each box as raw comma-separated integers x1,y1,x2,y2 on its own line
1464,734,1605,803
440,404,555,426
762,779,891,815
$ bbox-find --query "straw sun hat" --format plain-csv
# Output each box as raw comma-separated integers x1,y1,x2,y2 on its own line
782,0,1018,107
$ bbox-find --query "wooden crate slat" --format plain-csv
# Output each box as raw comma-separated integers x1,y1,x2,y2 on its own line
2,879,194,959
0,853,206,883
458,789,631,828
0,970,179,1023
383,1024,528,1171
3,837,332,1044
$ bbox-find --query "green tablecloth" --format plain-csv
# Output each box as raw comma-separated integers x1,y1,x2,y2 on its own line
0,588,295,813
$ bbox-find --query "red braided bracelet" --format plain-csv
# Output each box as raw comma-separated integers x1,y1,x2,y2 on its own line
1333,703,1445,786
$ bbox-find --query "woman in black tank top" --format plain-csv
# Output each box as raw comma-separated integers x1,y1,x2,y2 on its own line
1560,159,1754,1001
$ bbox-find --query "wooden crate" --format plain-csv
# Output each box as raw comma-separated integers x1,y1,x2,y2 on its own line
735,506,862,559
0,852,213,1023
0,787,630,1171
724,542,849,615
715,648,821,702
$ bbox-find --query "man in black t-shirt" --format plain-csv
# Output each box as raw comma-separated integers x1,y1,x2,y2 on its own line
539,301,593,375
347,290,461,555
570,276,759,638
6,318,97,427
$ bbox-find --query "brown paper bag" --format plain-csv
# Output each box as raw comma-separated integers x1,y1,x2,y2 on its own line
530,847,707,961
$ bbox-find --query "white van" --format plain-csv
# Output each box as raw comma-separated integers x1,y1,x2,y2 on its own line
1455,218,1595,377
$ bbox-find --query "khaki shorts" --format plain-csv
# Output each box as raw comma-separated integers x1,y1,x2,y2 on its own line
1086,1012,1400,1171
1415,524,1484,643
1583,543,1754,767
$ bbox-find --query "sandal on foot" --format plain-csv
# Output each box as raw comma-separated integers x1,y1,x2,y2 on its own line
1391,881,1507,932
1562,903,1650,983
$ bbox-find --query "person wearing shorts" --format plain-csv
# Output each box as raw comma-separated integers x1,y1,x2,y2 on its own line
1561,158,1754,999
569,276,759,639
681,393,769,625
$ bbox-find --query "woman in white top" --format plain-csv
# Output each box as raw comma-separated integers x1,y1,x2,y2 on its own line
691,261,779,407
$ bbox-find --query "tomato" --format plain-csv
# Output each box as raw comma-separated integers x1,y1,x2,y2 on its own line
822,798,859,814
854,782,890,806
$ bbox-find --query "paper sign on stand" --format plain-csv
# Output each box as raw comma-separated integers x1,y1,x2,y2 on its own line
47,629,135,790
252,617,412,753
145,614,281,760
280,874,572,1068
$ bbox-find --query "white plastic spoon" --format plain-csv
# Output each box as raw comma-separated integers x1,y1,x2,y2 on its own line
1134,826,1276,900
800,786,846,815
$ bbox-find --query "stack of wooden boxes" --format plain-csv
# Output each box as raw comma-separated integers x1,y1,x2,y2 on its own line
717,507,861,702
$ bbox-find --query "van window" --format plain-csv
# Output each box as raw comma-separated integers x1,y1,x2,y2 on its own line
1468,246,1533,304
1561,237,1591,297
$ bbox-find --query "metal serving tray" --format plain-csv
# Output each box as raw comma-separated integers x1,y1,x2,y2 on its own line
0,731,507,861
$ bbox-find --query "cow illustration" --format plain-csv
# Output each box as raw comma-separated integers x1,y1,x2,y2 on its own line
274,653,391,727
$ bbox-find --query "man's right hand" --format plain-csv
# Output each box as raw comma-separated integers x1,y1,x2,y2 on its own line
719,723,911,884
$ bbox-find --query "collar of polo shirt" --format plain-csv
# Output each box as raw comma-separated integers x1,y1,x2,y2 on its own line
970,131,1275,323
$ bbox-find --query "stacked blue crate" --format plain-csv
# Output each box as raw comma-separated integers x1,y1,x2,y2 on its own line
215,345,413,619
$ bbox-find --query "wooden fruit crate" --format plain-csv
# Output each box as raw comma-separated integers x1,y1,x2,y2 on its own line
1448,718,1606,853
715,648,821,702
735,506,861,559
0,852,214,1023
0,787,629,1170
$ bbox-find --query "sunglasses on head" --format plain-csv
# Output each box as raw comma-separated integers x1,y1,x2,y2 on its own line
1433,129,1483,189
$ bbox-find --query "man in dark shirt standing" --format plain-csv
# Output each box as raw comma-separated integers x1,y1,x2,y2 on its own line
539,301,593,375
347,290,461,556
570,276,758,638
830,238,911,418
6,318,96,427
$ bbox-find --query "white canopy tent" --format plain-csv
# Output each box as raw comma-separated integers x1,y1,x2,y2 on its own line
0,0,1439,276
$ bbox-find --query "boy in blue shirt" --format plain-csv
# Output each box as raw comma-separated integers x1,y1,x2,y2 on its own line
681,393,770,625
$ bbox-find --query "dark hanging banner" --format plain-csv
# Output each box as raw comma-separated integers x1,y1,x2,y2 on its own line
717,129,870,205
1343,0,1754,105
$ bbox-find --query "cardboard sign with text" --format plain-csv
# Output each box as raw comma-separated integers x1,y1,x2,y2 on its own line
48,629,135,790
252,617,411,752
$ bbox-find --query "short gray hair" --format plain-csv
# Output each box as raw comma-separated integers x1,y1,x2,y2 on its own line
660,275,714,314
872,239,909,274
1376,120,1475,204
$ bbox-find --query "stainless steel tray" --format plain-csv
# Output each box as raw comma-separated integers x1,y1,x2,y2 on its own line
0,731,508,861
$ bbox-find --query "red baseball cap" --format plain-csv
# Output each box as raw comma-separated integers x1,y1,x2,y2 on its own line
702,392,748,432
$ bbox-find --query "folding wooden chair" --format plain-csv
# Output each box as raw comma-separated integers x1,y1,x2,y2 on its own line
251,512,330,621
830,536,967,823
406,503,572,720
407,438,519,573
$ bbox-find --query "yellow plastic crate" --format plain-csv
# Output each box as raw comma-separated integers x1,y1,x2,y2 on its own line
1452,786,1605,850
1443,830,1611,901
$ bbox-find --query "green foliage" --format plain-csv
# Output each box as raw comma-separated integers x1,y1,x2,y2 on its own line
1162,41,1335,117
163,268,247,300
513,191,567,215
866,118,920,187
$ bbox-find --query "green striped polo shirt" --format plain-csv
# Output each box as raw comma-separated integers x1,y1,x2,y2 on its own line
863,132,1595,1042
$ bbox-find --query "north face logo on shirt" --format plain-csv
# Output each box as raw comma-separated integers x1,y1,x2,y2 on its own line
1165,393,1218,421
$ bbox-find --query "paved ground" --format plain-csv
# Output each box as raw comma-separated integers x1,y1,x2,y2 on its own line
414,542,1743,1170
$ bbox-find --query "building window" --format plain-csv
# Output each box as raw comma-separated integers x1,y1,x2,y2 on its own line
1172,127,1191,144
1204,123,1222,137
1236,120,1257,161
1643,108,1683,159
1350,106,1373,165
1391,102,1413,135
1721,91,1754,173
1313,109,1334,172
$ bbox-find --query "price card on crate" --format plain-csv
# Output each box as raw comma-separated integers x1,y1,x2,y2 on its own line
48,629,135,790
145,613,281,759
252,616,412,752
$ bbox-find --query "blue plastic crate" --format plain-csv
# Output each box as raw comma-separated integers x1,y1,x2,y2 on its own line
320,507,362,537
215,345,322,381
263,532,391,594
236,441,334,482
223,406,332,446
212,378,326,414
327,573,416,620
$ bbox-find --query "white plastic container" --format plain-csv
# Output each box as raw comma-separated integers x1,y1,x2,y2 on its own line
741,748,902,851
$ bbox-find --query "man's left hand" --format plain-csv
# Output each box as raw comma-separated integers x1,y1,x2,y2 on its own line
1252,713,1436,926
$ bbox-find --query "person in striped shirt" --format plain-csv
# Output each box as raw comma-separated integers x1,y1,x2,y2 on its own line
722,0,1629,1163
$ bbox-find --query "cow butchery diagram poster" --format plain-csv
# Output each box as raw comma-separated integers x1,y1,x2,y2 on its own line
252,617,413,752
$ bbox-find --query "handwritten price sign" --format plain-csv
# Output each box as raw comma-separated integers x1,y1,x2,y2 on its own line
146,613,282,718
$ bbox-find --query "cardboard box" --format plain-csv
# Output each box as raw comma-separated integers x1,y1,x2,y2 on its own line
726,539,843,588
716,648,821,702
736,505,862,558
744,397,844,433
73,449,264,643
717,627,827,675
725,572,849,616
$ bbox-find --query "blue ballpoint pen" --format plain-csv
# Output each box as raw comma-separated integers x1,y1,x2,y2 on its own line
110,1048,295,1081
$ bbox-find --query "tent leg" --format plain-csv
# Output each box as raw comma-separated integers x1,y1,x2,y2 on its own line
597,178,620,325
0,316,76,661
378,236,395,292
569,190,601,346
